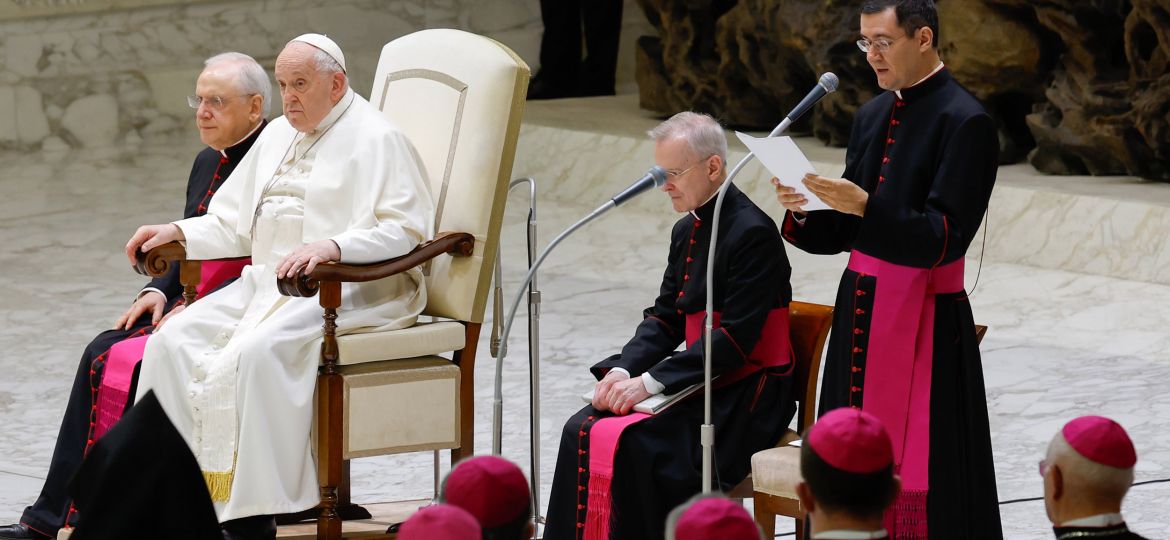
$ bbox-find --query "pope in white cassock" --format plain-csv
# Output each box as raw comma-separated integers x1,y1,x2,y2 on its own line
123,34,434,529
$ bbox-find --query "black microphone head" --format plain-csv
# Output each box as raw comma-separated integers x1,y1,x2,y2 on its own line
819,72,839,94
647,165,668,188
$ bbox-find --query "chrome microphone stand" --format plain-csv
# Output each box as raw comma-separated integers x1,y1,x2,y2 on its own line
701,72,838,493
493,167,665,533
490,177,543,532
700,131,779,493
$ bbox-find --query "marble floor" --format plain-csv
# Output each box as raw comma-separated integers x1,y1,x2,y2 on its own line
1,127,1169,539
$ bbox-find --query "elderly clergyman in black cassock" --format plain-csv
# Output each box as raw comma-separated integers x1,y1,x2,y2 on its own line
544,111,797,540
775,0,1001,538
0,52,270,540
123,34,434,539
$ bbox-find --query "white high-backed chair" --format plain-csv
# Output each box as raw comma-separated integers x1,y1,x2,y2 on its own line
291,29,530,539
138,28,529,540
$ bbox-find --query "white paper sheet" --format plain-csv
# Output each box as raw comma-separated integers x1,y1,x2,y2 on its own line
735,132,830,212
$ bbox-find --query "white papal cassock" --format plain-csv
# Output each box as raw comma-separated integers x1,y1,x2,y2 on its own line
136,88,434,521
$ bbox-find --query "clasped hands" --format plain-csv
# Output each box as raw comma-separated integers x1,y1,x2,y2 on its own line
772,173,867,217
124,222,340,282
592,370,652,416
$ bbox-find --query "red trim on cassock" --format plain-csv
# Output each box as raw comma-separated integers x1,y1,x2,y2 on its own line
781,212,802,242
932,215,950,268
20,522,52,537
684,308,791,387
645,315,676,337
848,271,867,408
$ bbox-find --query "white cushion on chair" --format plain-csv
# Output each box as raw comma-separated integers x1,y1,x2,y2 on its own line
751,446,803,498
340,356,460,459
335,321,466,366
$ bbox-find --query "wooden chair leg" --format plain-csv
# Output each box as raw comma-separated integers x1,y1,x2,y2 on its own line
317,283,343,540
339,460,351,506
450,323,481,465
316,370,344,540
276,462,372,526
753,498,776,539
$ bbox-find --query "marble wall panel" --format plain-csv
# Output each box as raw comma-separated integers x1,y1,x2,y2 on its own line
0,0,654,152
0,0,535,150
0,0,216,20
987,184,1170,286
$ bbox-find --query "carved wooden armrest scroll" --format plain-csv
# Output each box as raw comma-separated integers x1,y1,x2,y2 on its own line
133,241,188,278
277,231,475,298
133,241,202,305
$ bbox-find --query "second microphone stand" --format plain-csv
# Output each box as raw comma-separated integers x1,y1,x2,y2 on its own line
491,167,665,533
490,177,543,533
700,117,796,493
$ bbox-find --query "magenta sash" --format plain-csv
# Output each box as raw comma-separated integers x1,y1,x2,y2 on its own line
685,308,792,384
847,250,964,540
582,308,792,538
193,258,250,301
93,335,150,439
92,258,250,439
584,413,649,539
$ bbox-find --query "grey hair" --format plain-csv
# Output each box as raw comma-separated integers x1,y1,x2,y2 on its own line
1048,432,1134,503
204,52,272,117
310,48,349,89
647,111,728,165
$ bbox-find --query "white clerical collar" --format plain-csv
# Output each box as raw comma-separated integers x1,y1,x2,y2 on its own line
813,529,889,539
311,88,354,134
894,62,945,99
1061,513,1125,528
219,120,264,157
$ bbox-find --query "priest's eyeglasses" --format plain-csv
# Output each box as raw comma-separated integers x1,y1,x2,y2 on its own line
187,94,251,110
856,34,907,54
666,156,714,179
666,163,701,179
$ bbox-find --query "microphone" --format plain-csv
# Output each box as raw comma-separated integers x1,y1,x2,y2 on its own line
770,72,839,137
496,164,668,361
610,165,668,206
787,72,840,123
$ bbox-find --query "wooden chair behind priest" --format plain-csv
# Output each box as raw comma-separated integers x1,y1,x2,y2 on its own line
725,301,833,534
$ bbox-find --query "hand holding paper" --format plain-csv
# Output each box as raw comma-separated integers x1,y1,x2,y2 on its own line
736,132,830,212
802,173,869,217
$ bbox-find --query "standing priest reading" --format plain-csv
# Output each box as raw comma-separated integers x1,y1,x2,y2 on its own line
123,34,434,539
544,112,796,540
774,1,1001,538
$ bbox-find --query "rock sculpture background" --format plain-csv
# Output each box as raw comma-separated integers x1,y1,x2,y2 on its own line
634,0,1170,181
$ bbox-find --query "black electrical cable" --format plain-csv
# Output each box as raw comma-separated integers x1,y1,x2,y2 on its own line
997,477,1170,506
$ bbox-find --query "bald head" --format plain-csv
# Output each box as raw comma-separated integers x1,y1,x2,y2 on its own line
275,41,348,132
1043,431,1134,525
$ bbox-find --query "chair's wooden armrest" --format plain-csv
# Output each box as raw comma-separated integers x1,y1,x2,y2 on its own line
133,241,188,278
278,231,475,298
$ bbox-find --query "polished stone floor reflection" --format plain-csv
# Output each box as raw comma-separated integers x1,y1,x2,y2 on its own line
1,133,1169,539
